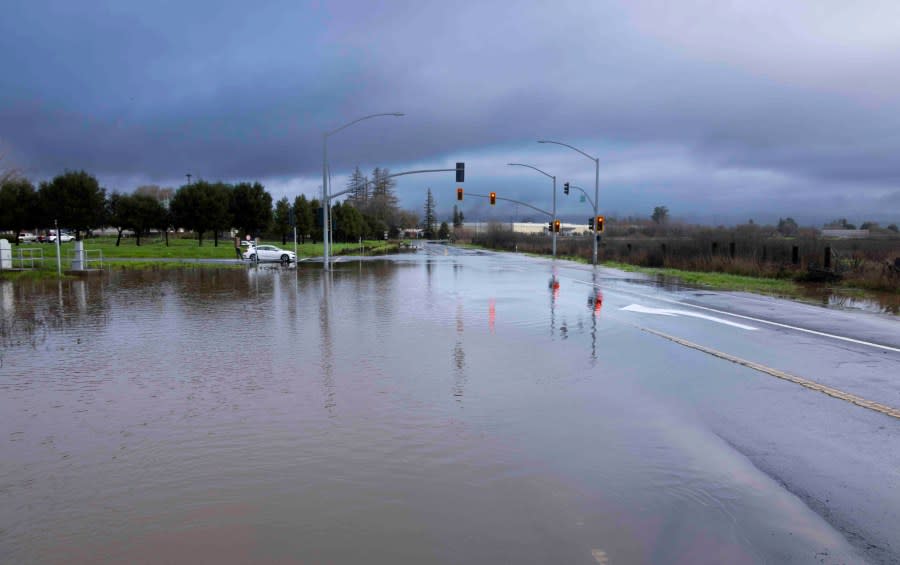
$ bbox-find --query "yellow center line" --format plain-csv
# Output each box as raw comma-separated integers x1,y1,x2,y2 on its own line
640,326,900,420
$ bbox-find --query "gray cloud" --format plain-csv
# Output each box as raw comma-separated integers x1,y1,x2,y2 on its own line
2,0,899,224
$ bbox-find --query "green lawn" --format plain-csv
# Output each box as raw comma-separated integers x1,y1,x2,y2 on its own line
0,237,397,278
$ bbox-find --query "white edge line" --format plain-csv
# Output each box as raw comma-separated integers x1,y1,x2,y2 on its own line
570,278,900,353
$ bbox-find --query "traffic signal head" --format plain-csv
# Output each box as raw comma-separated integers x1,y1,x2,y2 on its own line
553,219,561,233
456,162,465,183
596,215,605,233
457,187,463,201
564,182,570,195
489,192,496,205
588,217,594,228
548,221,553,231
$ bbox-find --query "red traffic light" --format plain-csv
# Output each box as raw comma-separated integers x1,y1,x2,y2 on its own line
457,187,463,201
596,215,605,233
489,192,496,205
553,219,561,233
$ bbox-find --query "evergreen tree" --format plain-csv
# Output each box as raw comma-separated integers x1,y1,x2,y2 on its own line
438,221,450,240
423,188,436,238
452,205,465,228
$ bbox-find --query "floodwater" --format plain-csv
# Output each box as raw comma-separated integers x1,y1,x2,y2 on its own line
0,249,869,564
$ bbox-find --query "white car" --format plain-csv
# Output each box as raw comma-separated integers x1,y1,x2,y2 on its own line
17,232,36,243
243,244,296,263
49,233,74,243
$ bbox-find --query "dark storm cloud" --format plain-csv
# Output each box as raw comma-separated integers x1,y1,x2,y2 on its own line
2,0,899,222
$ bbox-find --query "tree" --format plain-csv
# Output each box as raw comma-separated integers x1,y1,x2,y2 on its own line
438,221,451,240
332,202,367,242
39,170,106,240
106,192,128,246
273,196,292,244
293,194,314,243
135,185,175,208
651,206,669,225
860,221,879,231
344,166,368,209
170,181,230,246
777,217,799,237
452,205,464,228
396,209,420,232
888,224,899,233
0,177,38,244
825,218,857,230
309,198,323,243
230,182,272,238
369,167,399,226
423,188,436,238
115,193,166,246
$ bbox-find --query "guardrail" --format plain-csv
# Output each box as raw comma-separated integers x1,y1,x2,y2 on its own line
15,247,43,269
66,248,104,270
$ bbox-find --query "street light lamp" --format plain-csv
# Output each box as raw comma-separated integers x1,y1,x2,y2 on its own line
322,112,404,270
538,140,600,267
507,163,558,258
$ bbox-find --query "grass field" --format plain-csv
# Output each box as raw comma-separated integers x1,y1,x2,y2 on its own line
1,237,406,280
5,237,401,260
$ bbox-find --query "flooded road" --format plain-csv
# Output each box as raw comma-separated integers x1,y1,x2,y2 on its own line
2,245,898,564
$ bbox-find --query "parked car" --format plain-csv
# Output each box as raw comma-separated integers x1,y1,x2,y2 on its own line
17,232,36,243
242,244,296,263
49,232,74,243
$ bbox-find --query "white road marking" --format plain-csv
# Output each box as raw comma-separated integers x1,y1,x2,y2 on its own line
569,277,900,353
621,304,758,330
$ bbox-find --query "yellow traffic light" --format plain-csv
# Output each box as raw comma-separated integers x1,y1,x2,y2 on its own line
457,187,463,201
553,219,561,233
596,215,605,233
489,192,496,205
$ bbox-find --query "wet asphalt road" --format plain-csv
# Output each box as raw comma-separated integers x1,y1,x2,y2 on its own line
426,243,900,563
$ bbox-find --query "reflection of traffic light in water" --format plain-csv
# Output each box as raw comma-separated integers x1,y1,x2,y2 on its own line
589,289,603,314
488,298,496,333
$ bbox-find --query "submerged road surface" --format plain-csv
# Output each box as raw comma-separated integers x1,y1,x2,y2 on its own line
1,244,898,564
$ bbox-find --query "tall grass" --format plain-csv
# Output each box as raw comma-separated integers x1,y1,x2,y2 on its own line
466,224,900,293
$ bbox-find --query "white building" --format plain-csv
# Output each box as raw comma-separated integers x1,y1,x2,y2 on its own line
463,222,591,235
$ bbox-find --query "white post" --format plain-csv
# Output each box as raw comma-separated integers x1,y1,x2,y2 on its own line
593,157,599,267
551,176,557,258
322,135,330,270
55,220,62,277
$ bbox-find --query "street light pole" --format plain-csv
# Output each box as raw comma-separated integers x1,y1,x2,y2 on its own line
322,112,404,270
538,140,600,267
507,163,557,258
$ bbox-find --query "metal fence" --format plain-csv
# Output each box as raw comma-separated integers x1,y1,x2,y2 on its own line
14,247,44,269
66,248,103,270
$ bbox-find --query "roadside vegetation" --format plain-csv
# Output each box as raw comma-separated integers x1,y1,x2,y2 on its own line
1,166,422,251
458,216,900,300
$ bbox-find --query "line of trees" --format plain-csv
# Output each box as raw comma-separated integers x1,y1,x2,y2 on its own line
1,167,425,246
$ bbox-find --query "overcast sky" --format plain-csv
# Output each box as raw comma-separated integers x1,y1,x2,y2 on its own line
2,0,899,225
